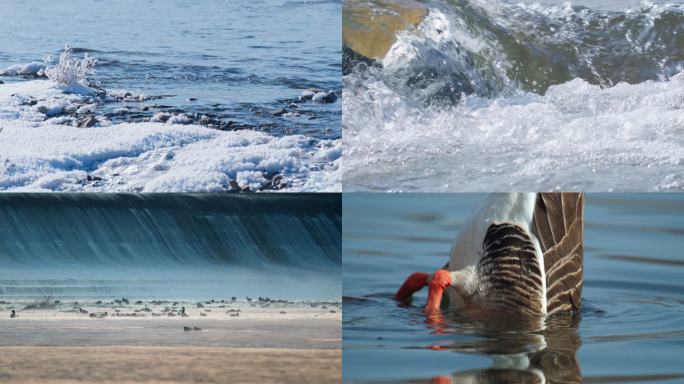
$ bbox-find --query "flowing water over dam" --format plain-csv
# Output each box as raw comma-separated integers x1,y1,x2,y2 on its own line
0,193,341,301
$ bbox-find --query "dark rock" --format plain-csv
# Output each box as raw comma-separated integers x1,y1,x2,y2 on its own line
229,179,241,191
38,105,64,117
312,90,337,103
279,311,287,314
343,45,377,75
231,297,237,301
196,303,204,308
121,298,129,304
79,115,98,128
187,97,197,102
271,108,287,117
135,300,143,305
299,89,318,101
259,174,288,191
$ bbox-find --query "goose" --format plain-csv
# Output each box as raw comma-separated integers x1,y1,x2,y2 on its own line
395,192,583,316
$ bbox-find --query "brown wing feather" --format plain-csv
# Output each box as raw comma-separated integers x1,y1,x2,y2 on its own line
476,223,546,316
532,193,584,315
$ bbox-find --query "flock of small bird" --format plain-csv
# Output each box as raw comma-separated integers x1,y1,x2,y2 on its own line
6,297,341,319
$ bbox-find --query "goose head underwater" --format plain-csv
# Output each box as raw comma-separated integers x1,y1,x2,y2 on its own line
395,192,584,318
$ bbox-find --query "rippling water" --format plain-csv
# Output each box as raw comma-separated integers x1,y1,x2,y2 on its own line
342,193,684,383
343,0,684,191
0,0,341,139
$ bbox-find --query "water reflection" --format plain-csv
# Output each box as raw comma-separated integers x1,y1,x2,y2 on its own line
418,311,581,384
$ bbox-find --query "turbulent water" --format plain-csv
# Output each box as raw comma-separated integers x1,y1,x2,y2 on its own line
0,193,341,300
343,0,684,191
0,0,341,192
342,193,684,383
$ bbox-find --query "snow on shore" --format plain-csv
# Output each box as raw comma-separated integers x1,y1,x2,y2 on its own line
0,80,340,192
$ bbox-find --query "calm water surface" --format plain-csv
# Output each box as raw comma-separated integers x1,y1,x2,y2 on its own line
343,194,684,383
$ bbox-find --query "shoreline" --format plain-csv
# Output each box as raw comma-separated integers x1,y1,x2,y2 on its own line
0,346,342,384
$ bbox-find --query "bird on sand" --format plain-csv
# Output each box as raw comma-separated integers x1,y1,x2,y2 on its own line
395,193,584,317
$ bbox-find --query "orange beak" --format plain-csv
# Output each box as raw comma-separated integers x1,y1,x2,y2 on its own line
395,272,429,301
425,269,452,313
395,269,453,314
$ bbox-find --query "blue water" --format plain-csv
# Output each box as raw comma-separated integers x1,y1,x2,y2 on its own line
0,0,341,139
0,193,342,300
343,194,684,383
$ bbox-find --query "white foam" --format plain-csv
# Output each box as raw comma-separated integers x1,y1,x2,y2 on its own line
343,70,684,191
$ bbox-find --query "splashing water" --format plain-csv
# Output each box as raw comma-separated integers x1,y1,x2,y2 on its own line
343,0,684,192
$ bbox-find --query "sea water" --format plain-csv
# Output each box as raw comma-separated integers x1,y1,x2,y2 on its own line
0,0,341,137
0,0,342,192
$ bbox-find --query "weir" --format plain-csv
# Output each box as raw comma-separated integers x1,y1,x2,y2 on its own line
0,193,341,269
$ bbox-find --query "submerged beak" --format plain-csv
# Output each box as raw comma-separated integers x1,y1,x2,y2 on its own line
425,269,452,313
395,269,453,313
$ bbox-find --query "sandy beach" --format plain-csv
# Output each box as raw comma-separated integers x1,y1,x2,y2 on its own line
0,346,341,384
0,313,341,383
